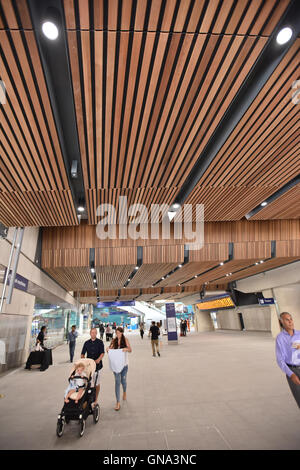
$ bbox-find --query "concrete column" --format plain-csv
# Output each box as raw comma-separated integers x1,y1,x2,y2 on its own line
272,284,300,330
0,287,35,373
194,305,214,332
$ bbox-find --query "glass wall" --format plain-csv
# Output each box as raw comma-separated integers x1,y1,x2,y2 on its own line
30,306,79,351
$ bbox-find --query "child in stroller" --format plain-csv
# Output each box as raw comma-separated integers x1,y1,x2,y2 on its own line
64,362,87,404
57,358,100,437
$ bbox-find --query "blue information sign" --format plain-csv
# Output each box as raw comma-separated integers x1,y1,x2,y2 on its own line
166,303,178,342
96,300,135,308
5,269,28,292
259,298,275,305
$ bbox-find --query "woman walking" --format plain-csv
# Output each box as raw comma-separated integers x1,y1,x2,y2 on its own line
107,327,132,411
140,322,144,339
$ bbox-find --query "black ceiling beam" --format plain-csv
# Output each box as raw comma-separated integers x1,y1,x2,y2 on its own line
173,0,300,208
27,0,85,217
245,174,300,219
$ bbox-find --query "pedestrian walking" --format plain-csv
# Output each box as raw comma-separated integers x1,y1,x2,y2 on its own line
150,321,160,357
275,312,300,408
99,323,105,340
81,328,105,408
67,325,78,362
107,327,132,411
106,324,112,342
140,323,144,339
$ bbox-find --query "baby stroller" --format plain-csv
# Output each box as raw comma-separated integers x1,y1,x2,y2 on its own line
56,358,100,438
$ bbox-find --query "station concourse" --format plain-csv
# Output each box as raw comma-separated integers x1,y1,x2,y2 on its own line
0,0,300,451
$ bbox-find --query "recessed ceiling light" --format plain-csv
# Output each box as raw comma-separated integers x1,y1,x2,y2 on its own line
260,260,264,264
220,262,224,266
276,27,293,45
42,21,59,40
135,266,139,270
77,206,85,212
261,201,268,207
91,268,95,273
178,264,182,268
172,203,181,210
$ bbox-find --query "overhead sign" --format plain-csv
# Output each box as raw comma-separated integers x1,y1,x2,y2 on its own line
166,303,178,343
96,301,135,308
5,269,28,293
259,298,275,305
196,294,235,310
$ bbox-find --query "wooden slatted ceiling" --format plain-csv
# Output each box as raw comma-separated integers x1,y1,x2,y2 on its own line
185,38,300,220
0,3,78,226
251,184,300,220
63,0,293,223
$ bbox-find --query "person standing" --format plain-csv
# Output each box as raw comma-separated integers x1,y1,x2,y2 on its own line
183,319,187,336
67,325,78,363
81,328,105,407
99,323,105,340
140,323,144,339
275,312,300,408
150,321,160,357
107,327,132,411
36,326,47,348
106,324,112,342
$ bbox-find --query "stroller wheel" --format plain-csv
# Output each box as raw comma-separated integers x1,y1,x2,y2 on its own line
79,419,85,437
56,419,65,438
93,404,100,423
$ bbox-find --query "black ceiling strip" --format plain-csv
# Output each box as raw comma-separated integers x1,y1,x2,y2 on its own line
0,39,52,190
228,104,299,186
264,146,300,187
0,120,33,191
0,93,41,190
90,0,97,190
119,0,151,188
108,0,121,184
245,174,300,219
121,0,166,188
167,34,261,189
257,0,281,36
144,31,200,186
74,0,91,193
172,0,300,207
101,0,108,187
142,32,188,186
0,139,21,191
27,0,85,208
154,32,216,187
115,7,137,188
204,46,299,187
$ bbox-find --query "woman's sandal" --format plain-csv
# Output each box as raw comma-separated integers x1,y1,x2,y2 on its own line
114,403,121,411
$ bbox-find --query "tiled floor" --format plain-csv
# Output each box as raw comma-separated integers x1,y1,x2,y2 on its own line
0,329,299,450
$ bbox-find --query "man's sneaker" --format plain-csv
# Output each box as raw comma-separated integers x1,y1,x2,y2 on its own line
157,352,160,357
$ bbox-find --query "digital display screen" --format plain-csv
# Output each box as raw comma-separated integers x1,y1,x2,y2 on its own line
196,294,235,310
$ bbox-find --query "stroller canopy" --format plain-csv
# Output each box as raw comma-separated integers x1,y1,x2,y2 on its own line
71,358,96,379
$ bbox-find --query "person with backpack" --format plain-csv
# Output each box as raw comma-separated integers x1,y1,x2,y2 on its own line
149,321,160,357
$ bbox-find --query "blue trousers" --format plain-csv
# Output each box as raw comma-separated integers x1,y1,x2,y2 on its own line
69,342,76,362
113,365,128,402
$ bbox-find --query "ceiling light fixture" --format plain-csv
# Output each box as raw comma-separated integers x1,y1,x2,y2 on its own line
77,206,85,212
261,201,268,207
276,27,293,45
42,21,59,40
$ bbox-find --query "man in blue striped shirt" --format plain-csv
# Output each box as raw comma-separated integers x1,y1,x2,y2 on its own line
275,312,300,408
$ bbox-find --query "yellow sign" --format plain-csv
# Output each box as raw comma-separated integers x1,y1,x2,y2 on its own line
196,296,234,310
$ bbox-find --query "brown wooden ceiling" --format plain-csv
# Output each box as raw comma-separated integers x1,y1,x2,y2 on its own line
1,0,299,227
42,219,300,303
